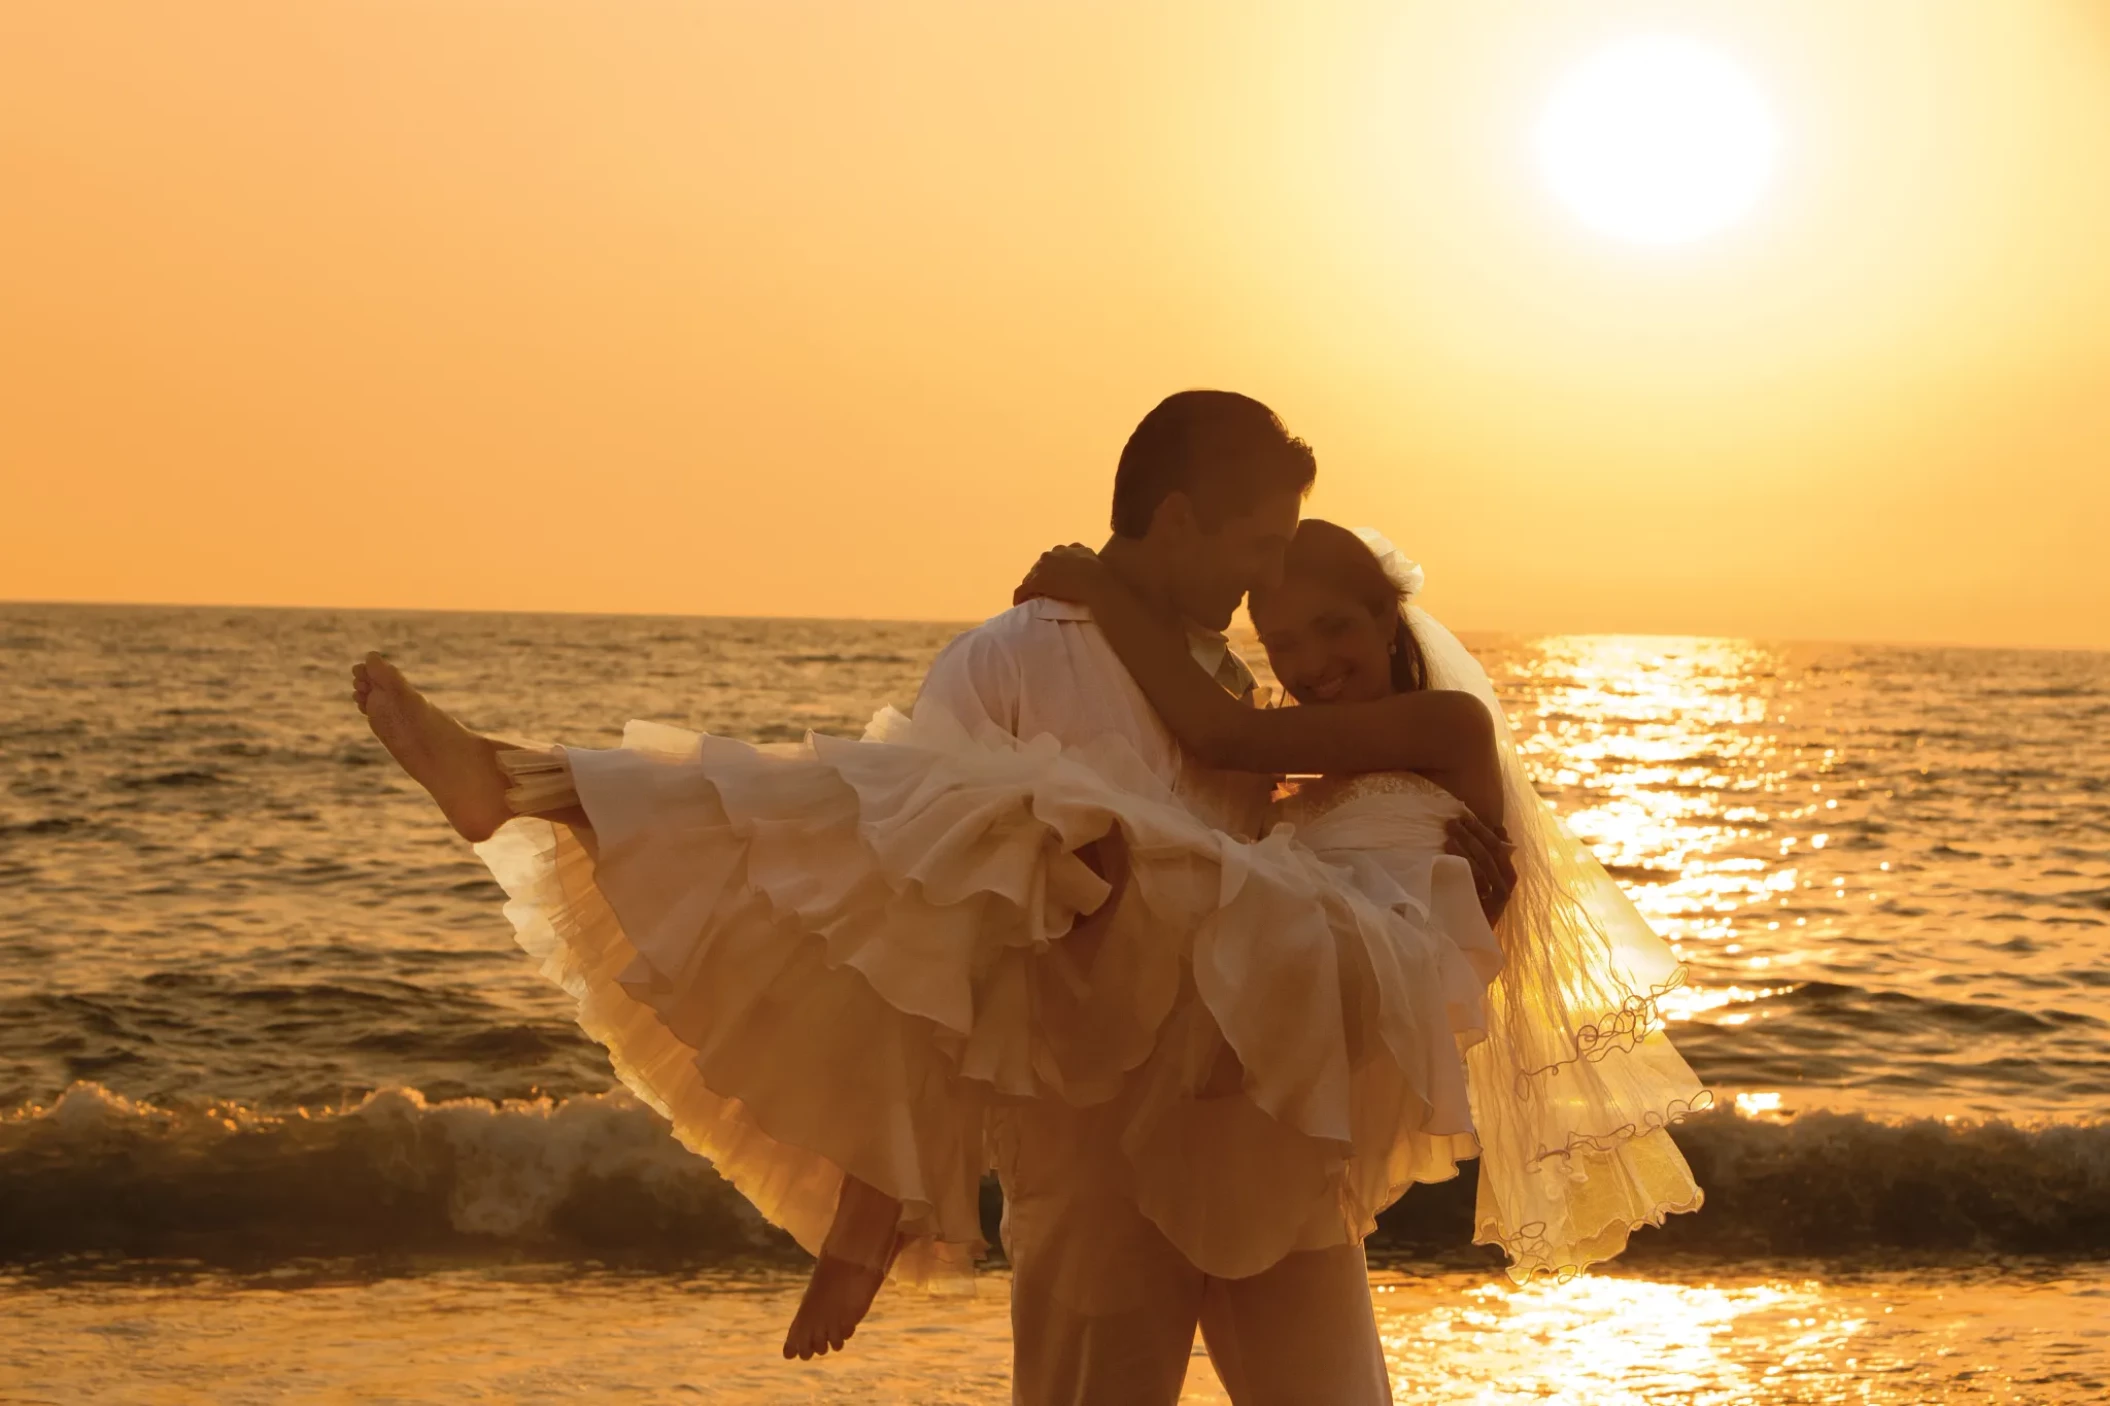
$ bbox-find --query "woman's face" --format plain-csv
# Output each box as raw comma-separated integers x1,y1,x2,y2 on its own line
1251,576,1395,706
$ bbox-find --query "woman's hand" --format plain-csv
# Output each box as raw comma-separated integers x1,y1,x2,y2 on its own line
1013,543,1108,607
1446,812,1518,926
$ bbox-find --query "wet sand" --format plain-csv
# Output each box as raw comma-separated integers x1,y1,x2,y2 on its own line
3,1260,2103,1404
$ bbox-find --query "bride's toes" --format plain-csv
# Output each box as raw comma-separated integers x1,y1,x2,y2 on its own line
355,653,512,842
784,1301,827,1360
783,1251,889,1364
793,1324,832,1360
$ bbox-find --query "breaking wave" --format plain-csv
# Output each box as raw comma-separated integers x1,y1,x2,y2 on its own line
0,1083,789,1266
1373,1104,2110,1262
4,1085,2106,1269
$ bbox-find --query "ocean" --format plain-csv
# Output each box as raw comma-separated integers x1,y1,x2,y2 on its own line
3,603,2106,1403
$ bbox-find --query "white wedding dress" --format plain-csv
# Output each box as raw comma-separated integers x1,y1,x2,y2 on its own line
474,678,1706,1290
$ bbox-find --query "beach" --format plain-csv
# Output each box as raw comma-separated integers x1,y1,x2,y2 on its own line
5,1262,2103,1403
3,602,2106,1402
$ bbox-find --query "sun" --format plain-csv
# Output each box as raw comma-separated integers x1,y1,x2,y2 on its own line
1536,36,1780,247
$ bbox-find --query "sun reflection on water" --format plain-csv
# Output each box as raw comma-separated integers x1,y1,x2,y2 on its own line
1386,1272,1808,1404
1352,1264,2107,1406
1494,636,1810,1052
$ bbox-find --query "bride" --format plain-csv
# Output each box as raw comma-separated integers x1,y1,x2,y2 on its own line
348,519,1705,1373
1012,520,1708,1279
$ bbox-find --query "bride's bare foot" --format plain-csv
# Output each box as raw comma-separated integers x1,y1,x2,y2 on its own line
781,1238,903,1361
351,652,514,842
782,1176,906,1361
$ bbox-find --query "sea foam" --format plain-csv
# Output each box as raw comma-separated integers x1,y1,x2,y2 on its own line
4,1083,2105,1268
0,1083,783,1264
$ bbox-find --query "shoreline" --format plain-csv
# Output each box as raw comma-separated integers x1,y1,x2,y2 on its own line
6,1258,2103,1404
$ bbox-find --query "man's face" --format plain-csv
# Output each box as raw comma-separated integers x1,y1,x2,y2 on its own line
1164,487,1303,631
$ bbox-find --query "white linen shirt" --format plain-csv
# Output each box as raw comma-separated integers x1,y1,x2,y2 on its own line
913,597,1270,839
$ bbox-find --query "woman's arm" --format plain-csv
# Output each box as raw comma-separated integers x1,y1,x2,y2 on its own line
1017,548,1501,805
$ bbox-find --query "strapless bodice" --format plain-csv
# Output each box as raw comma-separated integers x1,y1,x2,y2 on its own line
1269,770,1463,855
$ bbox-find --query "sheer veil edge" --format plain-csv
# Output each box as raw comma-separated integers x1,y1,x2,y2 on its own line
1408,600,1712,1282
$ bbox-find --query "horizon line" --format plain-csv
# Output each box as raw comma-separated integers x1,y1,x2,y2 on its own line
5,594,2105,658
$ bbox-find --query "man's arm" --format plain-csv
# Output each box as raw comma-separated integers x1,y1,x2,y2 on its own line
914,622,1022,737
917,616,1129,956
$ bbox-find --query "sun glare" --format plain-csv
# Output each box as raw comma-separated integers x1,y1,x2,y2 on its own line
1536,36,1780,247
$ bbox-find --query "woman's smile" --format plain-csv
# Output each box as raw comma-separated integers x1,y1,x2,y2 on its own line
1301,667,1355,703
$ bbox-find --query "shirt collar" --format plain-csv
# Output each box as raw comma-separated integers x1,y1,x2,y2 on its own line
1027,597,1255,700
1189,625,1259,701
1026,597,1093,623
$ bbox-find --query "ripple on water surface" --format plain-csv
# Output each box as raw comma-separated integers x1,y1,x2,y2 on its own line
3,607,2106,1124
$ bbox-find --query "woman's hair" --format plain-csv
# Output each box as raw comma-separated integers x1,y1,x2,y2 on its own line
1251,518,1429,693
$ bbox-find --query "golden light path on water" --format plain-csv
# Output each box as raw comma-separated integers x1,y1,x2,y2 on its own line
1353,1266,2107,1405
1486,635,1834,1107
1503,636,1794,967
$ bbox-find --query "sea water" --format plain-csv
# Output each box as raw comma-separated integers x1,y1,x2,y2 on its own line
3,604,2105,1402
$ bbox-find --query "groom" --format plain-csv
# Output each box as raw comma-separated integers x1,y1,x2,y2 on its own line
915,390,1510,1405
350,388,1511,1402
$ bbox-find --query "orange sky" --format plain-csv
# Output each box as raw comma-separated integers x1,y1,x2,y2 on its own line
3,1,2107,648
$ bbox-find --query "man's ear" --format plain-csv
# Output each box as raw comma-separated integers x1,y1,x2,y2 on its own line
1148,490,1199,546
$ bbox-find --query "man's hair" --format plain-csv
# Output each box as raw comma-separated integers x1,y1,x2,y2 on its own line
1110,390,1317,538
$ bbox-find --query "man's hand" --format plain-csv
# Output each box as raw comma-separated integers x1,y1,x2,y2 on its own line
1446,812,1518,925
1014,543,1105,607
1060,826,1132,973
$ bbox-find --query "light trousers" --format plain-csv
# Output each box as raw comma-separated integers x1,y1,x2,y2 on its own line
998,1099,1393,1406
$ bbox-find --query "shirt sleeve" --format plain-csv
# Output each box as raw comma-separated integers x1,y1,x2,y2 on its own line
914,623,1021,738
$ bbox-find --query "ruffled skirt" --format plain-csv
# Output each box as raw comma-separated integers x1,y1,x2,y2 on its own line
473,710,1500,1288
